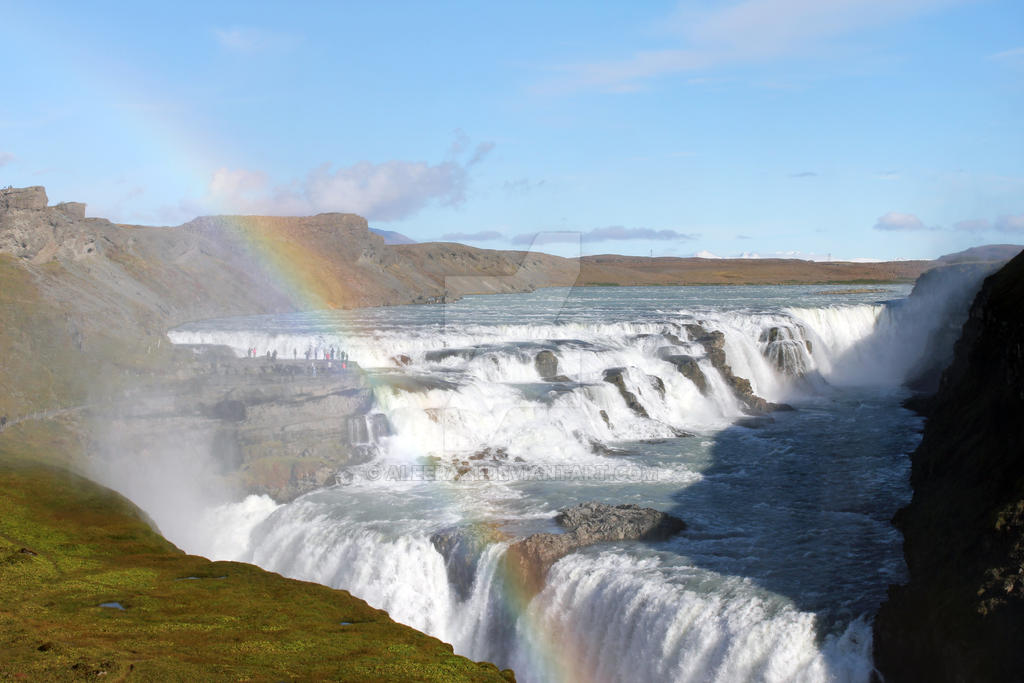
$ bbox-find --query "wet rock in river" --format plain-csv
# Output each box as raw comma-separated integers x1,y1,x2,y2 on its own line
504,502,686,596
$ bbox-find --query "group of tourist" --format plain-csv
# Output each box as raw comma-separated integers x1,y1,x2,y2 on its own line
303,346,348,362
243,345,350,365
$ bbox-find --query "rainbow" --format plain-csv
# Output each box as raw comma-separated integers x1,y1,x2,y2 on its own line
59,45,586,678
191,218,593,679
190,214,350,312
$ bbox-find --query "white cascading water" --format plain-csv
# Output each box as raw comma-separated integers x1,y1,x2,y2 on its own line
157,284,958,682
168,307,897,463
515,554,875,683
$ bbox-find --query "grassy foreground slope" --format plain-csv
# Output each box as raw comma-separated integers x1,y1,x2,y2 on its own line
0,423,511,682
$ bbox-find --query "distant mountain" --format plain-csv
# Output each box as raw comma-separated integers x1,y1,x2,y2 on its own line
370,228,416,245
938,244,1023,264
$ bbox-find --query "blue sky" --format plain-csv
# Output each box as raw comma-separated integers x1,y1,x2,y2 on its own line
1,1,1022,260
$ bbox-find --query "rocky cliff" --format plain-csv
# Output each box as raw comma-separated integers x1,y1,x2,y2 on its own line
873,251,1024,682
1,187,517,680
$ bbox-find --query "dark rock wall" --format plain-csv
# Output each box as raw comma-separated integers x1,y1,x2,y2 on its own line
903,261,1005,393
874,252,1024,682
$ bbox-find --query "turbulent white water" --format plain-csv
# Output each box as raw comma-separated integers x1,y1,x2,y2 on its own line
157,284,947,682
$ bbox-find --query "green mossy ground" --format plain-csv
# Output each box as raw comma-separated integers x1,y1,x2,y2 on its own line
0,422,512,681
0,255,512,681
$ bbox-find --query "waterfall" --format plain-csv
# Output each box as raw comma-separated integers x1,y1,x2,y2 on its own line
164,286,955,683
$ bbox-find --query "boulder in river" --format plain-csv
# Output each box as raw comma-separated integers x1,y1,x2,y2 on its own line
504,502,686,596
534,350,560,380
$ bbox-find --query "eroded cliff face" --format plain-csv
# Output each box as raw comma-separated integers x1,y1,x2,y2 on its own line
873,252,1024,682
0,189,554,412
0,188,517,681
90,349,383,502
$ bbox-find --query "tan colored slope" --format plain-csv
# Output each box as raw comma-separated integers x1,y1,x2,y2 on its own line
393,241,579,295
393,243,935,292
575,255,933,286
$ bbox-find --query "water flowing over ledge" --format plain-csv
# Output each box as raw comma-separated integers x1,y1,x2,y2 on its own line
140,283,964,682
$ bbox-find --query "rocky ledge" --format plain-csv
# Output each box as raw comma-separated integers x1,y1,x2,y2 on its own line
503,502,686,596
91,348,384,501
684,324,792,414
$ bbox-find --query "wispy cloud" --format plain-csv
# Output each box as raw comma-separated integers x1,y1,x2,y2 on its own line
590,226,697,241
214,27,300,53
440,230,504,242
989,46,1024,61
952,215,1024,233
0,151,15,167
512,225,697,244
995,214,1024,233
790,171,818,178
545,0,962,92
873,211,933,231
205,138,495,222
874,170,900,180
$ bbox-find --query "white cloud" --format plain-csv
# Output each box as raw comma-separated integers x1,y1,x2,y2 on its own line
468,142,495,166
209,168,268,200
214,27,299,53
873,211,930,231
547,0,962,92
511,225,698,244
303,161,468,219
589,226,697,241
694,249,722,258
995,214,1024,233
951,215,1024,234
205,140,495,222
0,151,15,167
